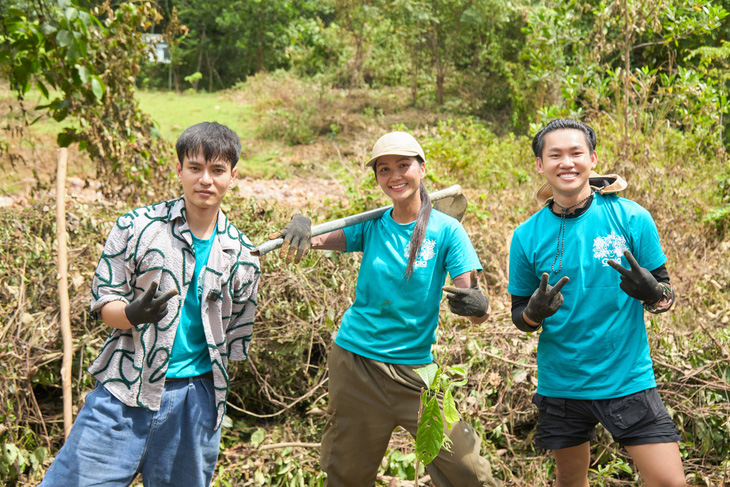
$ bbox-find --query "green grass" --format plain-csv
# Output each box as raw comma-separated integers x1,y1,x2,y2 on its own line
1,84,291,180
136,90,255,141
0,84,255,141
137,90,293,179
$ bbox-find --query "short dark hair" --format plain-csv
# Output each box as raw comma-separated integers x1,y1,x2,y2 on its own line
531,119,597,158
176,122,241,169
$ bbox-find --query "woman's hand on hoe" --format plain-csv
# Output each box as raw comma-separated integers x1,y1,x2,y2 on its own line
269,214,312,264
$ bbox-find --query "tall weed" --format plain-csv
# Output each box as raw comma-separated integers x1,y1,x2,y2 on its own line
242,71,338,145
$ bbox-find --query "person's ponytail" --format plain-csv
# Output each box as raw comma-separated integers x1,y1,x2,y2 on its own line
405,179,431,279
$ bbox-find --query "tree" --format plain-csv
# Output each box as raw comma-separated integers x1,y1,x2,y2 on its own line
1,0,181,194
520,0,728,154
147,0,334,91
386,0,523,112
335,0,380,90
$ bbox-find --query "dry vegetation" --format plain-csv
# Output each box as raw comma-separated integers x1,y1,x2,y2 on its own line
1,76,729,486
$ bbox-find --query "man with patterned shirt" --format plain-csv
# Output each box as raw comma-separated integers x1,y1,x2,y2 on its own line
40,122,260,487
508,119,685,487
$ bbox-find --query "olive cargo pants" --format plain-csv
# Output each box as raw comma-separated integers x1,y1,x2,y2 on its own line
320,344,502,487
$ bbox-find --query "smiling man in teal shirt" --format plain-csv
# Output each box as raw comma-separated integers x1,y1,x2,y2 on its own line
508,119,684,487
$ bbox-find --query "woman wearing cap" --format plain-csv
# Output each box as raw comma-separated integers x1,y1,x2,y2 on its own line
271,132,502,486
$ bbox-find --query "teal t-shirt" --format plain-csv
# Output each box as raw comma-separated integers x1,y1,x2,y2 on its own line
166,231,215,378
508,193,666,399
336,209,481,364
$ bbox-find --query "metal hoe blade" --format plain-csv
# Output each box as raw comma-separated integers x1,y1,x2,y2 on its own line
433,193,468,222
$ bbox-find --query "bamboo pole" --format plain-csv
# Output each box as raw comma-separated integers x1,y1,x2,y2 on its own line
56,147,73,439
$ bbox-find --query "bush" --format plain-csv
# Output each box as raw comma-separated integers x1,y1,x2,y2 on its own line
418,118,534,191
705,170,730,234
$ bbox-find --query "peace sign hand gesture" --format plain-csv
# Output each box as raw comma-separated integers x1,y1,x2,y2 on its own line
606,250,663,303
524,272,570,325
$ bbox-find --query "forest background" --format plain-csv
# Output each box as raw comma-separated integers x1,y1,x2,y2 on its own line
1,0,729,485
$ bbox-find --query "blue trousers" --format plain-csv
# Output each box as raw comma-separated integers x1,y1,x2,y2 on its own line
40,377,221,487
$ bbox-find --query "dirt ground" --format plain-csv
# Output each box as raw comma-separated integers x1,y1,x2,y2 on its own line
0,174,347,211
234,176,348,209
0,131,347,210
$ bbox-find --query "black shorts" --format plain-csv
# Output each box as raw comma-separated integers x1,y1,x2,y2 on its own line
532,388,681,450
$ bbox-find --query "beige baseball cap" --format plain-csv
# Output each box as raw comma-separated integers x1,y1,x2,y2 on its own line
365,131,425,167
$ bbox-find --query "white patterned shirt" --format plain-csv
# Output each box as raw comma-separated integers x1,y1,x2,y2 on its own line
89,197,260,429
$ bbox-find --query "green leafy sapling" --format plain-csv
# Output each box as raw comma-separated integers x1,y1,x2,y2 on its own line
413,363,468,465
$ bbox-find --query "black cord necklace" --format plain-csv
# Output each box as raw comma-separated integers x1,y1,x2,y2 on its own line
550,191,594,274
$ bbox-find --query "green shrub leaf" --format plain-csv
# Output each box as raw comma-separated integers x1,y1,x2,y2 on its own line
414,363,438,389
251,428,265,447
415,396,443,465
443,387,460,425
91,75,104,99
76,64,89,83
56,29,72,47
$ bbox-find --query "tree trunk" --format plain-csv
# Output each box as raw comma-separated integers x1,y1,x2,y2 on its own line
194,25,206,91
205,48,213,92
341,4,365,91
621,0,631,163
411,41,419,107
431,23,444,106
350,30,365,90
257,2,265,72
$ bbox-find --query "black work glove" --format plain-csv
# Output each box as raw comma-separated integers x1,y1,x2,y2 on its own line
124,281,179,327
269,214,312,264
524,272,570,325
442,269,489,317
607,250,663,303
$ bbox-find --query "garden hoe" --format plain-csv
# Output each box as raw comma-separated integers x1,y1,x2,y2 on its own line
252,184,468,257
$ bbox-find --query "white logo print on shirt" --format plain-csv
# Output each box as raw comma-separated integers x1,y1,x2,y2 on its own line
404,238,437,268
593,231,628,266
